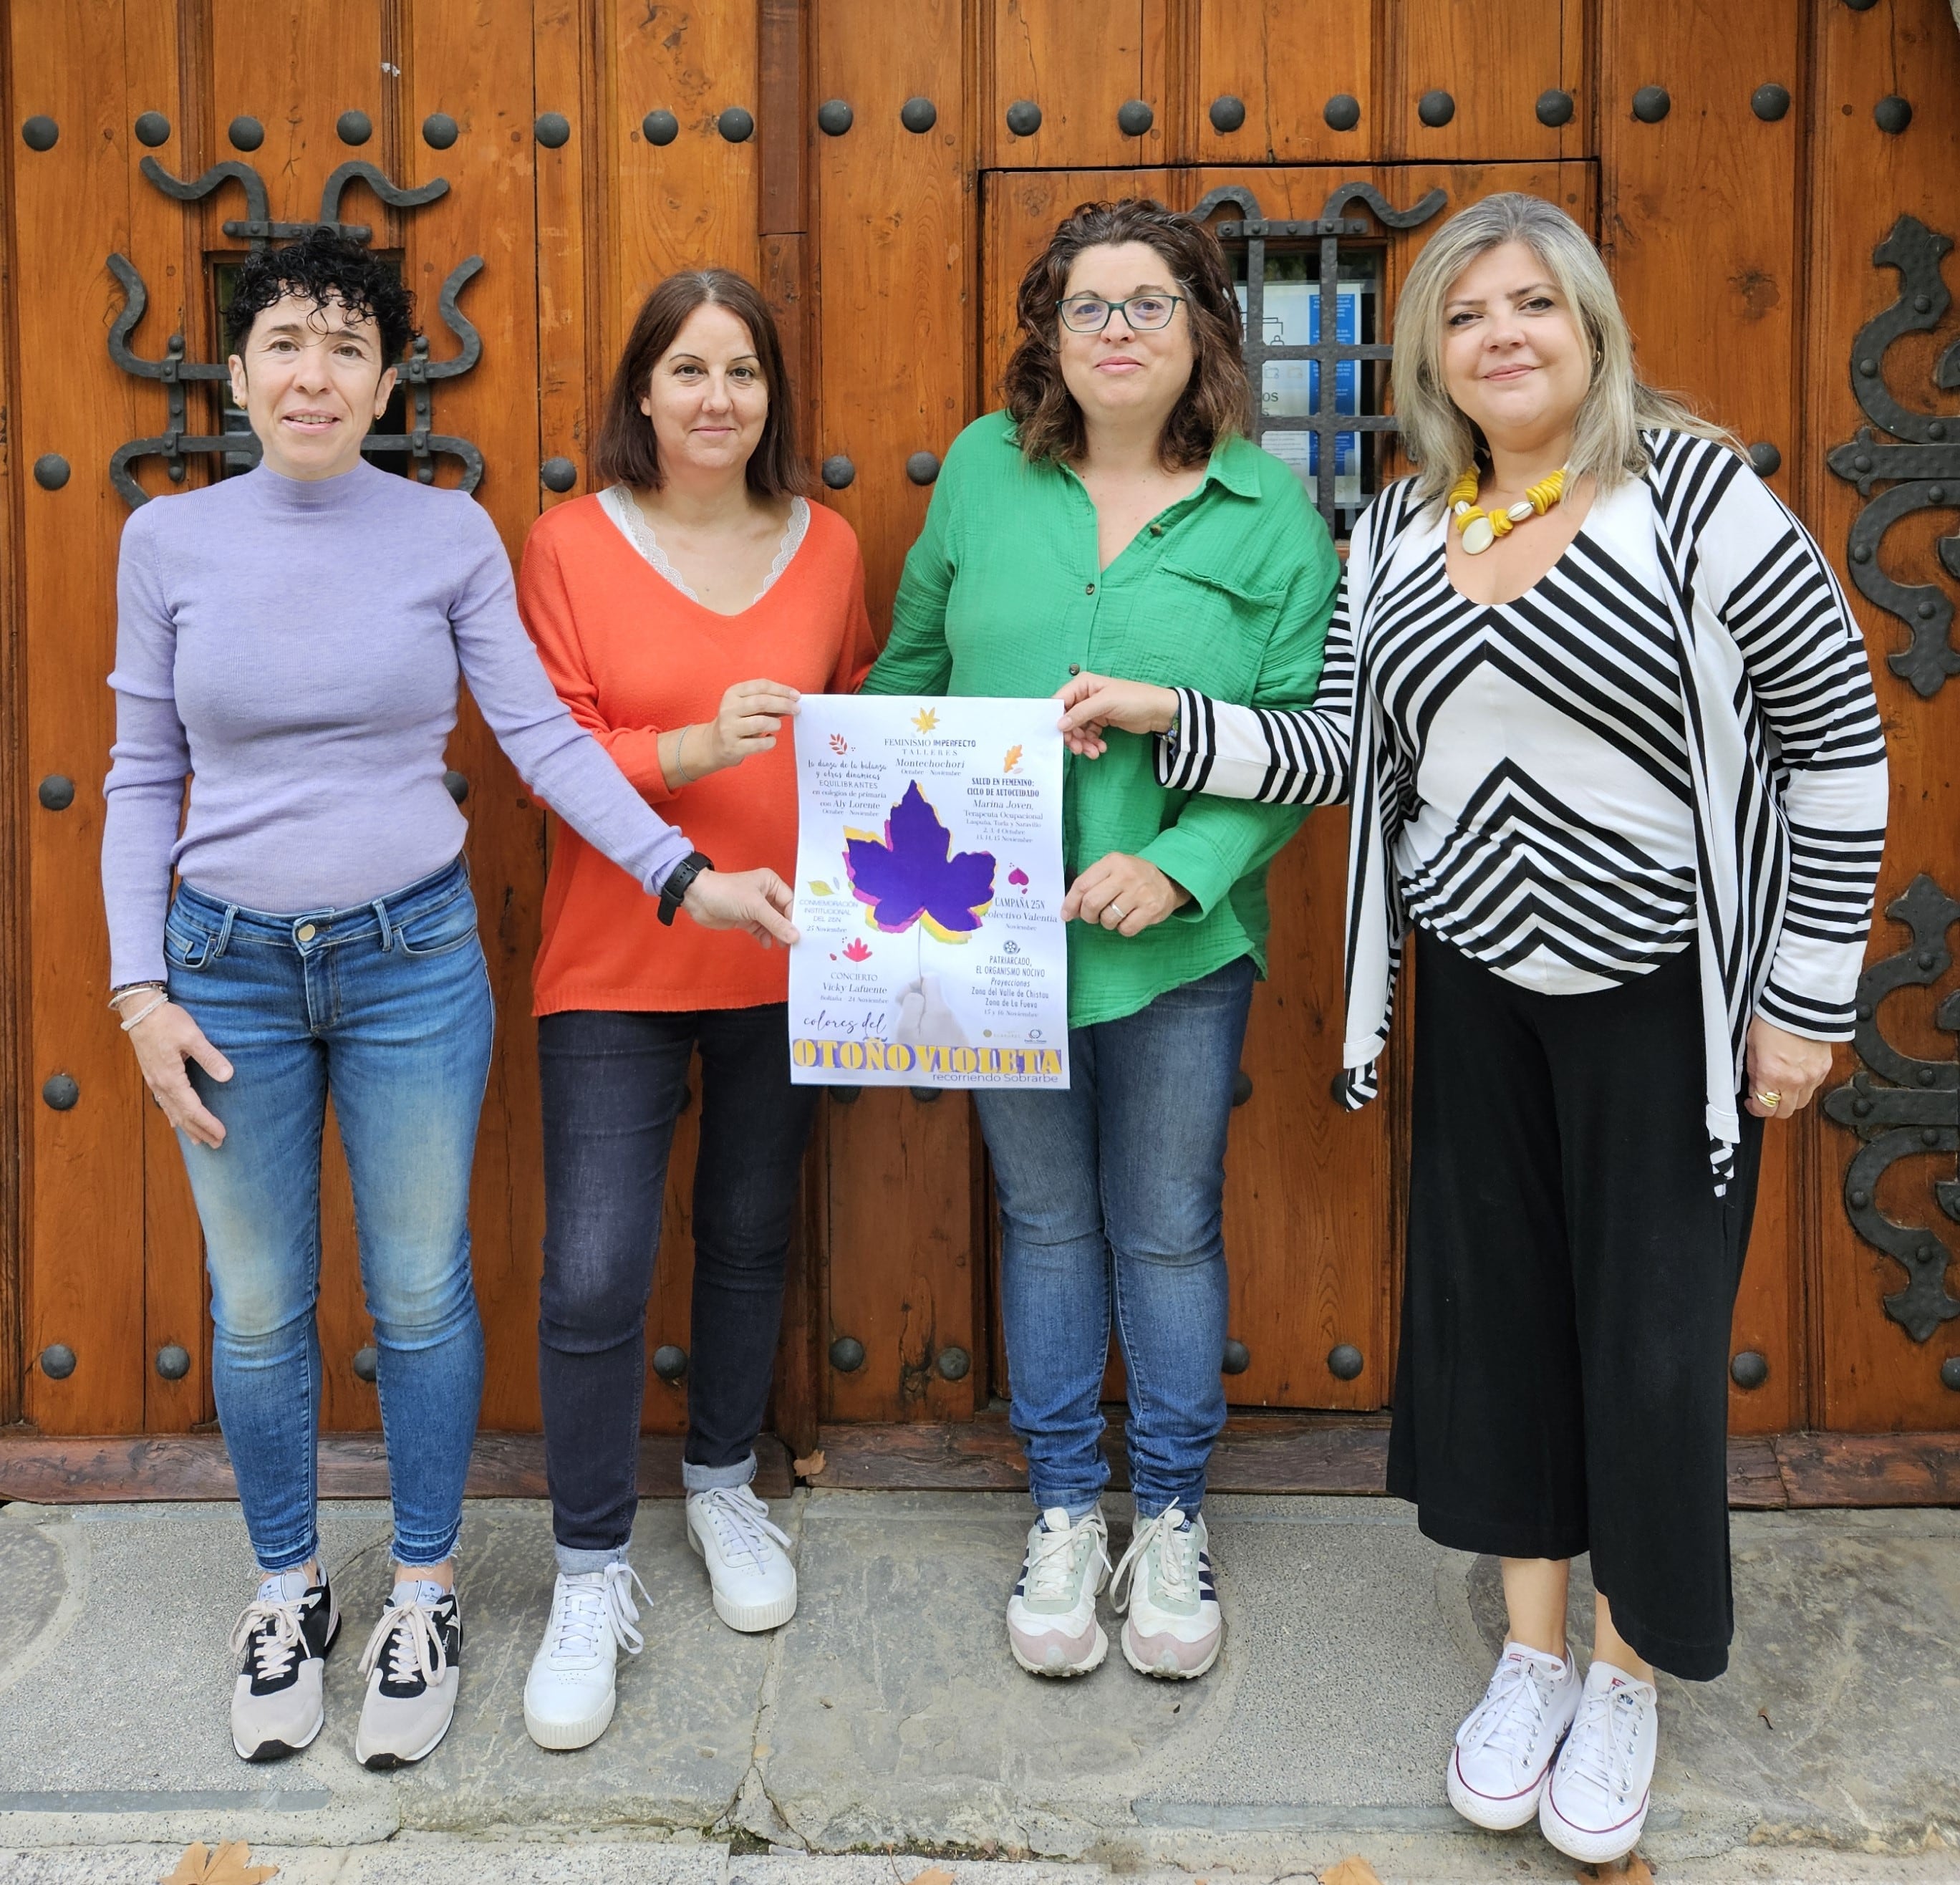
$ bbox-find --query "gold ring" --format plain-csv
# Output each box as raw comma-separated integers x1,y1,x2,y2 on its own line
1755,1089,1782,1109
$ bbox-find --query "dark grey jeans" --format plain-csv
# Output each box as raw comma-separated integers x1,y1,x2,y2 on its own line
536,1004,818,1570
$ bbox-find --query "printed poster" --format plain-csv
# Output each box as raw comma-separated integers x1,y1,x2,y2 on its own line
788,695,1068,1089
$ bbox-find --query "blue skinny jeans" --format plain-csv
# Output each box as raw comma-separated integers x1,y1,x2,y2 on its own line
165,857,492,1573
974,955,1255,1520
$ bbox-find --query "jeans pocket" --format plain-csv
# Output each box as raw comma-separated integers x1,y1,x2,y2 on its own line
163,915,216,970
393,891,481,958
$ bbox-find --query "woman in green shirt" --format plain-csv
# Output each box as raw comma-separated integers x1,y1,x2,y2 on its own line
864,198,1336,1683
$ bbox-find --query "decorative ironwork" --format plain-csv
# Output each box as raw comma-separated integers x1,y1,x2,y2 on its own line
1822,873,1960,1344
1197,179,1448,538
107,155,485,506
1825,215,1960,698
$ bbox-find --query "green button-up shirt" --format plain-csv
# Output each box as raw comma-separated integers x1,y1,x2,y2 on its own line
865,410,1338,1028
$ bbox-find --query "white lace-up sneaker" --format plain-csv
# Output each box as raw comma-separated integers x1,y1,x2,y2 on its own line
1111,1503,1220,1679
1006,1506,1111,1677
523,1562,650,1751
1539,1659,1660,1863
685,1485,797,1631
228,1566,340,1762
1447,1641,1582,1829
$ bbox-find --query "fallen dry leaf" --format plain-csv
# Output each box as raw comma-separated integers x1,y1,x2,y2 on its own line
793,1447,827,1478
1575,1856,1656,1884
1758,1705,1775,1730
909,1869,956,1885
1321,1859,1385,1885
161,1842,278,1885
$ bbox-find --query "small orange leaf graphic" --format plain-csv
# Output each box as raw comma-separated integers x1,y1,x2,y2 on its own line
163,1842,278,1885
793,1447,828,1478
1002,743,1023,773
912,707,939,732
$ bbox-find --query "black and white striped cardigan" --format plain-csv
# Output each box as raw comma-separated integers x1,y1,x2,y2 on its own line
1157,431,1889,1185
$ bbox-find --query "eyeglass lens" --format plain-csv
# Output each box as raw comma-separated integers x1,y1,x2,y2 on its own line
1058,294,1178,332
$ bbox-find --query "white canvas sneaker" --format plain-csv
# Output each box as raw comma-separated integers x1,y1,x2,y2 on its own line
1111,1503,1221,1679
1540,1659,1660,1863
685,1485,798,1631
1446,1641,1582,1829
523,1562,650,1751
1006,1506,1111,1677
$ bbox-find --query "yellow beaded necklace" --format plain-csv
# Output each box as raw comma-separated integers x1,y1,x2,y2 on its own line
1448,466,1568,556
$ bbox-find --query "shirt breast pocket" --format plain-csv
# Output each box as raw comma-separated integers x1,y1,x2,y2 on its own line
1131,555,1281,703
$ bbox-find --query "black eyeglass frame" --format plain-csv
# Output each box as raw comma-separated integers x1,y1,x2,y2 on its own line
1053,291,1188,334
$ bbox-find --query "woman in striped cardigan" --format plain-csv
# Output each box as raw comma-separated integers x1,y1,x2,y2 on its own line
1058,193,1886,1864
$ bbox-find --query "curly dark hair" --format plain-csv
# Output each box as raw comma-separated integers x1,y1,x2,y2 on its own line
225,226,417,363
1001,199,1248,471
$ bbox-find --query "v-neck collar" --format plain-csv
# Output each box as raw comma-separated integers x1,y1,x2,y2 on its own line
599,486,809,617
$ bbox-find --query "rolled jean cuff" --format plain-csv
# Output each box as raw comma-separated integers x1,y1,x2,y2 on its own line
392,1520,463,1571
682,1451,758,1495
555,1540,634,1575
1134,1493,1203,1522
254,1535,323,1577
1029,1490,1106,1523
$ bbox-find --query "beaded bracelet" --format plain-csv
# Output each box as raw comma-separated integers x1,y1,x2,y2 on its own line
118,993,171,1033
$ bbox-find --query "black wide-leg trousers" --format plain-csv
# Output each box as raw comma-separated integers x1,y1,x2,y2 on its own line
1387,929,1765,1682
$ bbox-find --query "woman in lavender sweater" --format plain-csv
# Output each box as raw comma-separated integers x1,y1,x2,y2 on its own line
101,230,796,1771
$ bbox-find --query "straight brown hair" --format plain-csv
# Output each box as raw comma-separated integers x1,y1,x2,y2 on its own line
592,269,808,496
1001,199,1249,471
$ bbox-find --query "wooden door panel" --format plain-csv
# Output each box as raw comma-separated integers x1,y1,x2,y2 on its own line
1390,0,1585,164
1598,0,1803,497
987,0,1171,170
1801,0,1960,1432
1192,0,1374,165
15,0,153,1433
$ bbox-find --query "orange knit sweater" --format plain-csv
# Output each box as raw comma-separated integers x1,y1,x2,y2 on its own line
518,493,877,1015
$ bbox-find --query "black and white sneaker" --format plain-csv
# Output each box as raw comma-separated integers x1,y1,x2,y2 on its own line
354,1581,463,1770
228,1566,341,1761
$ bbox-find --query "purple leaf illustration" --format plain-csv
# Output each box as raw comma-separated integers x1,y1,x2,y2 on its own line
843,781,996,942
1008,867,1029,889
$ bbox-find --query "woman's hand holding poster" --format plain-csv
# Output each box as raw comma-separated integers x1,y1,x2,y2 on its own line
788,696,1068,1088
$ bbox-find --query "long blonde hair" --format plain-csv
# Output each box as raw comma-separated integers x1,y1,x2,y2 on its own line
1389,193,1737,512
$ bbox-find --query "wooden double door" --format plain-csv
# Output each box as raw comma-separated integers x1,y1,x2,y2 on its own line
6,0,1959,1457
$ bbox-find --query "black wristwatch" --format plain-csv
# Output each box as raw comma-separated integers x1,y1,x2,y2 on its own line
657,850,715,925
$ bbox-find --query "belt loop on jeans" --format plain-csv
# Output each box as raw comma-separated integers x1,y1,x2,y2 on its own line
213,904,238,962
372,894,395,953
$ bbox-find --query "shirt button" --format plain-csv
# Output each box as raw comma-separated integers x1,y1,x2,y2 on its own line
1068,664,1081,676
1084,582,1096,594
296,923,317,942
1149,524,1164,536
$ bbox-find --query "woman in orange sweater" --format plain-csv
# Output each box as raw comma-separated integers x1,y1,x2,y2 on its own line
515,270,874,1751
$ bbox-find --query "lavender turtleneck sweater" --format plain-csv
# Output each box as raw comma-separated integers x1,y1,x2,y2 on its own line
102,459,694,986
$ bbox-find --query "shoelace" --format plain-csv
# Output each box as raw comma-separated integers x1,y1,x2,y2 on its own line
549,1563,651,1662
357,1594,449,1690
1111,1503,1196,1614
1562,1678,1648,1803
228,1595,307,1683
1462,1649,1562,1764
698,1486,792,1571
1023,1515,1110,1604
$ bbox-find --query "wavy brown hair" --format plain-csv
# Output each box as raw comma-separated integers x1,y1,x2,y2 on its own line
1001,199,1248,471
593,269,807,496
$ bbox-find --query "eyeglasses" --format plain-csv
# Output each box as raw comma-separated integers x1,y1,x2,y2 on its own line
1055,292,1185,334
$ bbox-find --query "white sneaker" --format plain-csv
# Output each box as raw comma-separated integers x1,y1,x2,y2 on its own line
1446,1641,1582,1829
685,1485,797,1631
1111,1503,1220,1679
523,1563,650,1751
1540,1659,1660,1863
1006,1506,1111,1677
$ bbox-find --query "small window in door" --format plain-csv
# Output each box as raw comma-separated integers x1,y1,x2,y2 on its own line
211,255,415,478
1230,246,1384,541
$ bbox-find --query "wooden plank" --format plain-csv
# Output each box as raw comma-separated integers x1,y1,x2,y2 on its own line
407,0,549,1435
758,0,807,236
1724,1434,1787,1510
535,0,601,504
1727,1122,1804,1435
985,0,1161,170
0,0,22,1430
1192,0,1375,165
1598,0,1803,496
0,1430,793,1503
1801,0,1960,1435
1774,1432,1960,1508
14,0,150,1434
610,0,761,365
1389,0,1583,165
207,0,387,230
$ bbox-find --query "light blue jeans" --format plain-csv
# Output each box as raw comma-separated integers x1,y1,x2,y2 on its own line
974,955,1255,1520
165,857,492,1573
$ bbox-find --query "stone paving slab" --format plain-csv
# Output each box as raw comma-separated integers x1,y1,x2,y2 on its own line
1,1490,1956,1871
